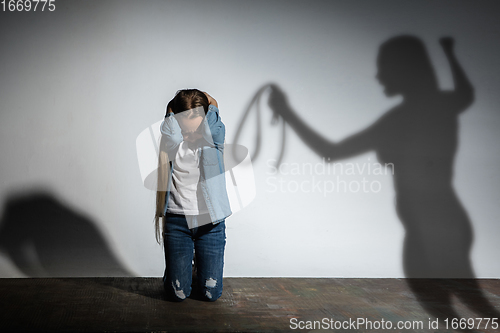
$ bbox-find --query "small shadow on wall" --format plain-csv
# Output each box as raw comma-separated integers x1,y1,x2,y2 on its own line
0,190,132,277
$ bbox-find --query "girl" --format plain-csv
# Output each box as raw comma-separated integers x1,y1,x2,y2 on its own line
155,89,231,301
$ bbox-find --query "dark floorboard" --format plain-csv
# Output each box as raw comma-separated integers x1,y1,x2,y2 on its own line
0,278,499,332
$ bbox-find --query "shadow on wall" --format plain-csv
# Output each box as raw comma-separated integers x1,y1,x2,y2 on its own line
237,35,500,324
0,190,132,277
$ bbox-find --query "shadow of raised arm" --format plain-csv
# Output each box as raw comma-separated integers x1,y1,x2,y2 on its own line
439,37,475,114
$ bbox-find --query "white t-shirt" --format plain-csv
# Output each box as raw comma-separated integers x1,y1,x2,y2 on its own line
167,141,209,215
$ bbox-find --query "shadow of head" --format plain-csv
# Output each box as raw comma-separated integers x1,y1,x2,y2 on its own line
0,191,131,277
376,35,439,98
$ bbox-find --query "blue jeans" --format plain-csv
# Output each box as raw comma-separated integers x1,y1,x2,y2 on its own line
163,213,226,301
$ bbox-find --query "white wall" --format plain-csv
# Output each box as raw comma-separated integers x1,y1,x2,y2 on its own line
0,0,499,278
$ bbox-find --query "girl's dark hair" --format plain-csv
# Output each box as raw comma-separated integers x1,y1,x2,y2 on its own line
168,89,209,117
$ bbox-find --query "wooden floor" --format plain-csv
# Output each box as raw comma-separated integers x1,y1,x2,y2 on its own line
1,278,499,332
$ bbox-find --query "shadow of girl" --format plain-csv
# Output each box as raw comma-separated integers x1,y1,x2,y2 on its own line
259,35,499,325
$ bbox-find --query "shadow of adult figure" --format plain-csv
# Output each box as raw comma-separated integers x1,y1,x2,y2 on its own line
0,190,132,277
267,36,499,324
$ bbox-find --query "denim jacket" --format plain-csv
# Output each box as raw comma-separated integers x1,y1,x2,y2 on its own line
160,104,232,224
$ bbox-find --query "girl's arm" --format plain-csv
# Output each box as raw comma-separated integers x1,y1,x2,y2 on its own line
160,103,183,157
200,92,224,147
203,105,225,148
204,91,218,108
